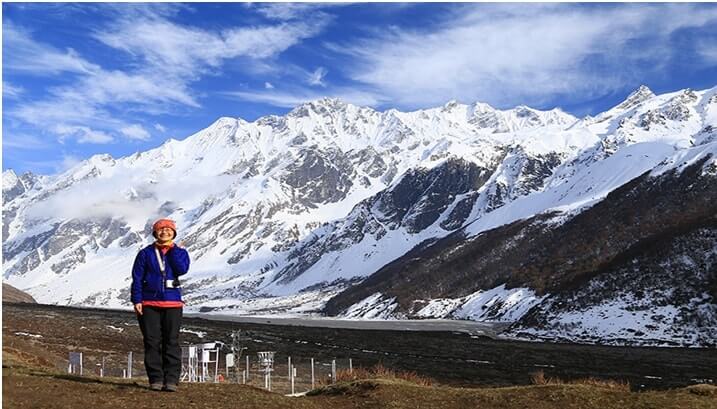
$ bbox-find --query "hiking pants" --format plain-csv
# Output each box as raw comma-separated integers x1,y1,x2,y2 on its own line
138,306,182,385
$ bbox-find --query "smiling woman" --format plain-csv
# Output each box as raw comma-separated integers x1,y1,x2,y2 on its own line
131,218,190,392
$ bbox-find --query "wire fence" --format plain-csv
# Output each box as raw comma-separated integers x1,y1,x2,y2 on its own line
61,346,356,395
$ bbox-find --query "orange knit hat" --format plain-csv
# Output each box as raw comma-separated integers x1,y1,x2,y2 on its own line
152,218,177,239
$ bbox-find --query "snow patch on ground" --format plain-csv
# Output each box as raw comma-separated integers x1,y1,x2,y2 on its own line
341,293,400,319
415,298,464,318
14,332,43,338
180,328,207,338
453,285,545,322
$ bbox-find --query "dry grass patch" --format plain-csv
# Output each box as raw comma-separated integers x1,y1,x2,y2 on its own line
530,370,630,391
686,384,717,397
331,363,433,386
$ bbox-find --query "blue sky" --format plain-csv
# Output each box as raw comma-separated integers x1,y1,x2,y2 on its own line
3,2,717,175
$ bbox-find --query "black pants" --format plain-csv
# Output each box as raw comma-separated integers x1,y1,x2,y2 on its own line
138,306,182,385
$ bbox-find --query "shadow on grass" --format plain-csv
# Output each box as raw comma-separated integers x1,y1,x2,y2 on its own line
29,371,149,390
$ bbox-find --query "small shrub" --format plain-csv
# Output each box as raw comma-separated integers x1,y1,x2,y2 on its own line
686,384,717,396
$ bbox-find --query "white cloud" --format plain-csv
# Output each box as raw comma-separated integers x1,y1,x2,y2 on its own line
3,23,100,75
264,82,275,89
3,81,25,98
308,67,328,87
120,124,151,141
331,4,717,108
6,9,331,149
154,123,166,133
94,14,330,80
59,155,83,172
24,167,236,226
2,133,50,150
54,124,114,144
251,3,340,21
697,39,717,65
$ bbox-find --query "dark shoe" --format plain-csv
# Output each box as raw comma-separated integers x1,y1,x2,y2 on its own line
149,383,163,391
163,384,178,392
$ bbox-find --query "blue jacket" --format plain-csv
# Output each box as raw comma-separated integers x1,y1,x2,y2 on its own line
131,244,190,304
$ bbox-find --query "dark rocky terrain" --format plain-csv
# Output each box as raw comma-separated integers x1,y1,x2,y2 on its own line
3,302,716,393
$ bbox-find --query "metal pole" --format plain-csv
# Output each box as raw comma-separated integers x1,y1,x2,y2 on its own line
79,352,83,376
242,370,246,385
311,358,315,389
246,355,250,380
349,358,353,374
288,356,291,379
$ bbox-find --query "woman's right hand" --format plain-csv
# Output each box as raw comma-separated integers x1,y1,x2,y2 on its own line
134,303,143,315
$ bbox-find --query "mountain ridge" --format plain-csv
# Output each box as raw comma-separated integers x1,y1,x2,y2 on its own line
3,85,716,346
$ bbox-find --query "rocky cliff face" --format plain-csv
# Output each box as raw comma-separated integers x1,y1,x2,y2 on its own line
324,150,717,346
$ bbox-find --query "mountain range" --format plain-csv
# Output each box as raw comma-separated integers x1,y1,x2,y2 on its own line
3,85,716,346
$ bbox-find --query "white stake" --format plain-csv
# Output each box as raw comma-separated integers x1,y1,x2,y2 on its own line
311,358,315,389
331,359,336,383
291,366,296,395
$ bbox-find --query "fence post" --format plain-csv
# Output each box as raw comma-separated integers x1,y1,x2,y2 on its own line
288,356,291,379
127,352,133,378
331,359,336,383
246,355,250,381
291,366,296,395
311,358,315,389
349,358,353,374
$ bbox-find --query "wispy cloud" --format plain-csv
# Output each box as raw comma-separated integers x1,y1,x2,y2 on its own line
5,6,331,149
308,67,328,87
120,124,151,141
264,82,275,89
94,13,331,80
54,124,114,144
251,3,341,21
154,123,166,133
2,133,51,150
3,81,25,98
330,4,717,108
3,22,100,75
697,39,717,65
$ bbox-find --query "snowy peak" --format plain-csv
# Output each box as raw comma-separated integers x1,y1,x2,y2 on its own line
3,169,19,191
3,169,38,204
287,97,357,118
616,85,655,111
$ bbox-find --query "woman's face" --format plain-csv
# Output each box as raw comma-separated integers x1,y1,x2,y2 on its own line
156,227,174,242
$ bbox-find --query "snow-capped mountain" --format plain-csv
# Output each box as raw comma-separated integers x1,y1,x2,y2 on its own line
3,85,716,346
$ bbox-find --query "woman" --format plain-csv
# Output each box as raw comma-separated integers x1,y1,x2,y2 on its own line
131,218,190,392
